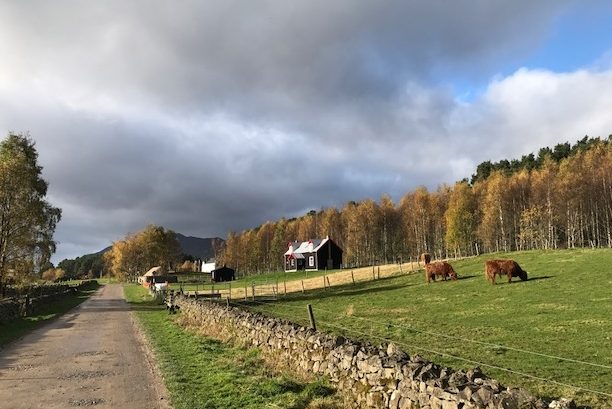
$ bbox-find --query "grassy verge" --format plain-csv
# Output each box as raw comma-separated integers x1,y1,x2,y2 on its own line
0,284,101,347
239,249,612,408
124,284,340,409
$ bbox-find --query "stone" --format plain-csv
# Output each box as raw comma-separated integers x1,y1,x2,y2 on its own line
362,355,383,374
448,371,468,387
457,385,476,402
398,397,414,409
366,391,384,407
548,399,576,409
466,367,486,382
387,342,410,360
441,400,459,409
365,372,382,386
482,380,501,393
506,387,537,407
496,391,519,409
389,390,401,409
430,396,443,409
475,386,495,403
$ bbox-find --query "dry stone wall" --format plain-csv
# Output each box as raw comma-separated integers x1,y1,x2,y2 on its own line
176,297,576,409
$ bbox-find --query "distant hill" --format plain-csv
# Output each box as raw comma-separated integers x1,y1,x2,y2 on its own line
57,233,224,278
176,233,224,260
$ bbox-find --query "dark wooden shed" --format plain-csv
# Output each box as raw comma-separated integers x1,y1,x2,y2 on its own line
211,266,235,282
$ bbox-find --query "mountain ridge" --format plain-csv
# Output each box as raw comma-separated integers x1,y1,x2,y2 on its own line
57,233,224,277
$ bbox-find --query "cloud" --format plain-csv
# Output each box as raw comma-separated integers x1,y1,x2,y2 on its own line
453,67,612,161
1,1,610,263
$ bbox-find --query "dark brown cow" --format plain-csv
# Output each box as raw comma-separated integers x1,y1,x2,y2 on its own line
485,259,528,284
425,261,458,283
420,253,432,265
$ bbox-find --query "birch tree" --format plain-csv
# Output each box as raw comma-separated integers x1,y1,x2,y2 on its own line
0,133,61,283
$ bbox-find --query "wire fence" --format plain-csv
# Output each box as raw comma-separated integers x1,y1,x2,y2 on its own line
213,297,612,402
179,261,423,300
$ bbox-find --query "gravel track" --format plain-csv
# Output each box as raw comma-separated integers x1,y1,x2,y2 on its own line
0,284,170,409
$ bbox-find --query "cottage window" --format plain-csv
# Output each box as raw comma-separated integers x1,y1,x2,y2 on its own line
309,255,314,266
290,258,295,267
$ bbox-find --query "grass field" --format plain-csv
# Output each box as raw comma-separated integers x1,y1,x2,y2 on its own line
0,284,100,347
229,249,612,408
124,284,341,409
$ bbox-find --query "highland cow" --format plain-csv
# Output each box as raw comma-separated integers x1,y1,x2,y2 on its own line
425,261,458,283
420,252,432,265
484,259,528,284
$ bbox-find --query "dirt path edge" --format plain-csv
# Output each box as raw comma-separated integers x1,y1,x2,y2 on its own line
125,288,172,409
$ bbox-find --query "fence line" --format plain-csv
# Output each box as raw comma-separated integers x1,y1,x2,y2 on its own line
233,298,612,371
225,298,612,400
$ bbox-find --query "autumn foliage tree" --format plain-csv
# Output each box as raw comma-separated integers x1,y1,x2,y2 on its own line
41,267,66,282
103,224,181,280
0,133,61,284
218,136,612,276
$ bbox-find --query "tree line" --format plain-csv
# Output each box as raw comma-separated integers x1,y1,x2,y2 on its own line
219,136,612,275
57,251,106,279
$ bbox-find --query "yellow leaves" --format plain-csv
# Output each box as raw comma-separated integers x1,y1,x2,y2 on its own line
103,225,181,280
41,267,65,282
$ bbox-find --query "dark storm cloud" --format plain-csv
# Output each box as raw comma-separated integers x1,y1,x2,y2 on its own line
3,0,610,263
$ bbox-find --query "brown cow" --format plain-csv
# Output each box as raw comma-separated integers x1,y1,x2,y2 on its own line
485,259,528,284
420,253,432,265
425,261,458,283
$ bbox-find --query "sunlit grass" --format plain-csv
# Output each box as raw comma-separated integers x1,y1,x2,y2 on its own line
241,249,612,408
124,284,340,409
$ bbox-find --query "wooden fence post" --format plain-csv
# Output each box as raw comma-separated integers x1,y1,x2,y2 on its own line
283,279,287,295
307,304,316,331
372,266,376,280
351,270,355,285
326,276,331,288
251,283,255,301
377,266,380,280
323,275,327,290
301,280,305,294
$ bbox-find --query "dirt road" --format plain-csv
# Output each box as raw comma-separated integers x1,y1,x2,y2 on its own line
0,284,170,409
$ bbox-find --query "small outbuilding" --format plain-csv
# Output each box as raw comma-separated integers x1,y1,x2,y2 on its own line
139,266,163,288
201,259,216,273
211,266,235,282
284,236,342,272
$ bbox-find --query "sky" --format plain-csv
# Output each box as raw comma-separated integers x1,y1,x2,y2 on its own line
1,1,612,264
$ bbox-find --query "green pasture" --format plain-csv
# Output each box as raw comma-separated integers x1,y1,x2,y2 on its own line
124,284,340,409
233,249,612,408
